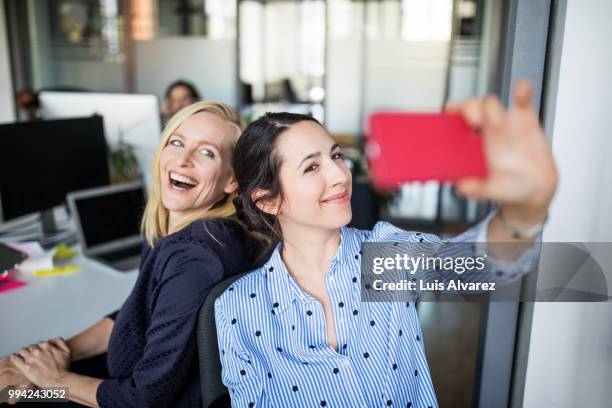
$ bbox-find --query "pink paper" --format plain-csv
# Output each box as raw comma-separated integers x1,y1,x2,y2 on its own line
0,279,27,293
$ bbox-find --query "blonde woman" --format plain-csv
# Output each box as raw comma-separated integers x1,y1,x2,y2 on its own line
2,102,248,407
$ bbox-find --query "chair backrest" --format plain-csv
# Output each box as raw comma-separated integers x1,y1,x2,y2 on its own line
197,273,246,408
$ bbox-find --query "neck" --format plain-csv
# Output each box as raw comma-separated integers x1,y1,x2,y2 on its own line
280,222,342,281
168,206,209,234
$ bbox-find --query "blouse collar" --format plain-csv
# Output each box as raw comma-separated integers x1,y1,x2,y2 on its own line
265,226,355,316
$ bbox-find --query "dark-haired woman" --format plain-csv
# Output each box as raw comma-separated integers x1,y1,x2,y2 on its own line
215,81,558,407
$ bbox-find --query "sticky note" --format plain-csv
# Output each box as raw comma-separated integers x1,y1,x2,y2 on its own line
53,244,78,260
33,265,80,277
0,279,27,293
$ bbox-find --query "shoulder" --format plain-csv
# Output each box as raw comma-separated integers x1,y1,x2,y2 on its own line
150,222,231,284
174,218,245,248
215,266,268,319
155,229,214,264
365,220,439,243
155,218,242,256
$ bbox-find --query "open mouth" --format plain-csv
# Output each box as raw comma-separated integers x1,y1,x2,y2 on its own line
169,171,198,190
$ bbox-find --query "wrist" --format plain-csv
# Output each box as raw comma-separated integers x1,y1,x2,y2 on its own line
65,339,79,362
54,369,71,386
499,203,548,228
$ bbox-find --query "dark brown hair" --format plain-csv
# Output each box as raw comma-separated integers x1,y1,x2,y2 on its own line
164,79,201,100
232,112,321,242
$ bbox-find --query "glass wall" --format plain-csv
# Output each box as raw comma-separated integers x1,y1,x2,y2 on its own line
7,0,127,93
154,0,236,38
238,0,326,122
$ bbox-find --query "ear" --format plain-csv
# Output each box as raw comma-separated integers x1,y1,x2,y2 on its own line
251,188,281,215
223,174,238,194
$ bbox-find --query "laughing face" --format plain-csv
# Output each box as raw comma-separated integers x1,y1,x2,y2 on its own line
274,120,353,232
159,111,238,224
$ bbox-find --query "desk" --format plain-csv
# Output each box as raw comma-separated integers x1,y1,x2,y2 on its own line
0,251,138,356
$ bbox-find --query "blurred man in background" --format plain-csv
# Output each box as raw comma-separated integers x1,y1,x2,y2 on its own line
160,80,201,125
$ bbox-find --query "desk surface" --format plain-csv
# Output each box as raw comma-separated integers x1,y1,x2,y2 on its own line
0,252,138,356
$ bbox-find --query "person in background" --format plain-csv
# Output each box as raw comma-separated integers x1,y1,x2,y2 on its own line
161,80,202,125
0,101,252,407
215,80,557,407
14,88,41,121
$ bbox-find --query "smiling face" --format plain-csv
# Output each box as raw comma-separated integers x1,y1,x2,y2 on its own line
273,120,352,232
159,111,238,221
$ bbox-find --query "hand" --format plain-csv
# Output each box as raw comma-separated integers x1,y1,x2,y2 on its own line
10,338,71,387
1,357,34,405
446,80,558,225
0,356,32,387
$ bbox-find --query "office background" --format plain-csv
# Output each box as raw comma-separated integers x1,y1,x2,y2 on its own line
0,1,611,407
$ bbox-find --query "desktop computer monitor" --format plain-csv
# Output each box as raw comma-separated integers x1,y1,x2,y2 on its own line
0,116,110,225
38,92,162,184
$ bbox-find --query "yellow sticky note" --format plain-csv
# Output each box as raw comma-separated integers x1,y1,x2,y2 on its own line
54,244,78,260
33,265,80,277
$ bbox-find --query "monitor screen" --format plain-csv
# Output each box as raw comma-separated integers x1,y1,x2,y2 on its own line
39,91,162,187
73,185,145,248
0,116,110,221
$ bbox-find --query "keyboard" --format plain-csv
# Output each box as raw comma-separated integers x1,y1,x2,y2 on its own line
95,244,142,272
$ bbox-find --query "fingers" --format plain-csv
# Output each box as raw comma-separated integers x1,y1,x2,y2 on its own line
17,347,33,361
13,343,40,364
37,341,51,352
47,345,70,368
445,97,485,129
455,178,488,199
512,79,534,111
47,338,70,354
9,354,27,371
483,96,506,130
444,100,461,113
448,80,534,126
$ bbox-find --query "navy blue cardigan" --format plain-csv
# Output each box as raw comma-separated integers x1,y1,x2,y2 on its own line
96,218,249,407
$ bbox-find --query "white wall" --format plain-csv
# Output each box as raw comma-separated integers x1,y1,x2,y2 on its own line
0,0,15,122
133,38,237,107
522,0,612,406
363,40,449,115
47,61,125,93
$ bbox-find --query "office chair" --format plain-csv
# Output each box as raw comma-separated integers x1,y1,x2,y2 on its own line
197,273,247,408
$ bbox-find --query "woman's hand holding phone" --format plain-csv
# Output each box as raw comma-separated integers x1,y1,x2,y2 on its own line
446,80,558,231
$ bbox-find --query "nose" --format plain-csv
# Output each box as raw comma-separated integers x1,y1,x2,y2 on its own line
325,157,350,188
175,148,195,167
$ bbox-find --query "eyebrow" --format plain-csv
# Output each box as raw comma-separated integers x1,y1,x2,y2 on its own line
297,143,341,169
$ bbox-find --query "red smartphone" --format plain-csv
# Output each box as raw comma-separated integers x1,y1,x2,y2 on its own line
365,112,487,189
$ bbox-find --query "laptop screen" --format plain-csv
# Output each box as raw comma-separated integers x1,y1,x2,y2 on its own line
73,185,146,248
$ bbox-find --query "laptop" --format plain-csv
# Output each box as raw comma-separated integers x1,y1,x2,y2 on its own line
67,181,146,272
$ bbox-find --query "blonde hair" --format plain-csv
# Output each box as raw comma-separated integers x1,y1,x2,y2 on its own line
141,101,243,246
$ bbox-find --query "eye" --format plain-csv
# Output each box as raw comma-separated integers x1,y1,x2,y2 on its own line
199,148,215,158
169,139,183,147
304,163,318,173
331,151,344,160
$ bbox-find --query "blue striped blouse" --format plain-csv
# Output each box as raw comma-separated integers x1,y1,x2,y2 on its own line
215,211,539,407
